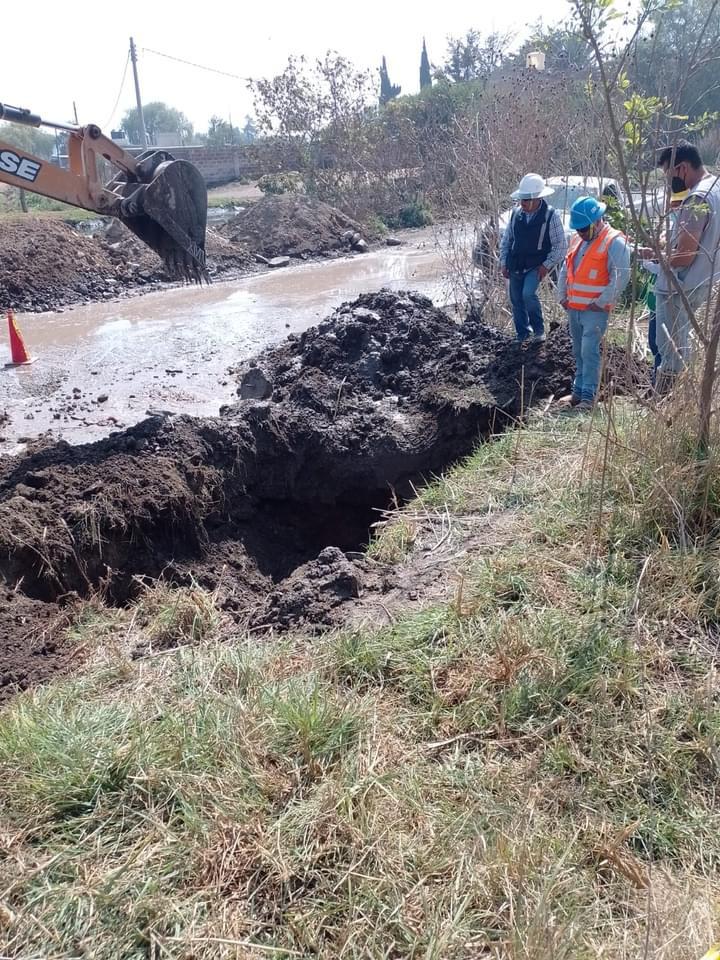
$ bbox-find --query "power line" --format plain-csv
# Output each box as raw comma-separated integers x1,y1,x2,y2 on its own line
103,51,131,130
143,46,252,82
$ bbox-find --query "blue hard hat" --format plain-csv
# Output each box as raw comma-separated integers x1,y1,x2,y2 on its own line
569,195,607,230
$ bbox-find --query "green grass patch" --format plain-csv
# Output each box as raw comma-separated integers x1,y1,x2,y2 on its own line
2,408,720,956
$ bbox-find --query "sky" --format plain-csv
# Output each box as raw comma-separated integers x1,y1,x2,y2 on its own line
3,0,572,136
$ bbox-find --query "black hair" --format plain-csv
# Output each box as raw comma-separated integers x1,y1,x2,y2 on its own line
656,141,703,170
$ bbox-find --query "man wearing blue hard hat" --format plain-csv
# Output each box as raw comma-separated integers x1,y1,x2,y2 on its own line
557,195,631,410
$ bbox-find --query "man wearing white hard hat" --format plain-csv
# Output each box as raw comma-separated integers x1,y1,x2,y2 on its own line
500,173,567,343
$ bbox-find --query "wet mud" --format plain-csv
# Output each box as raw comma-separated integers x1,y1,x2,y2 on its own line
0,290,644,701
0,227,446,452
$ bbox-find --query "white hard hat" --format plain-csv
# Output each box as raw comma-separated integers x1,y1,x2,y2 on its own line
511,173,554,200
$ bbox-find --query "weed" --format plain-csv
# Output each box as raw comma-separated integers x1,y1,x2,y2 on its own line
367,516,418,563
133,582,218,649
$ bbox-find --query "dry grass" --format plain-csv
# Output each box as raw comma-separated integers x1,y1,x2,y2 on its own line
2,407,720,957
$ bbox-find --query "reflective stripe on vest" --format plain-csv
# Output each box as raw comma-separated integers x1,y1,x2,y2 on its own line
566,224,620,310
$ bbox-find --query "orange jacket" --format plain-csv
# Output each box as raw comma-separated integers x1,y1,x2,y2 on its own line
566,223,622,311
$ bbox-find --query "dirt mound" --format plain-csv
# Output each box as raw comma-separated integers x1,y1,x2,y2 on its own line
0,218,252,312
0,290,644,699
234,289,571,411
220,195,366,259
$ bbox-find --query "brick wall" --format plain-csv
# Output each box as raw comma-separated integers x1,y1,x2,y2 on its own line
163,145,264,185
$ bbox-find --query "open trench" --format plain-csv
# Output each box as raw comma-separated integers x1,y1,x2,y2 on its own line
0,289,610,698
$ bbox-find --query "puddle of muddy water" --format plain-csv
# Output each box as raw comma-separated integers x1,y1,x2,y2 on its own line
0,227,468,452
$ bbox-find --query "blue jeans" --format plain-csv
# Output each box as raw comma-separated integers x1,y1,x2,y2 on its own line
509,269,544,341
568,309,608,402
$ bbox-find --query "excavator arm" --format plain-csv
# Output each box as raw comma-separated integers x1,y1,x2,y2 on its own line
0,103,208,282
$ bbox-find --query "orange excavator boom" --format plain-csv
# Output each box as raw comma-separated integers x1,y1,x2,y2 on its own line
0,103,208,282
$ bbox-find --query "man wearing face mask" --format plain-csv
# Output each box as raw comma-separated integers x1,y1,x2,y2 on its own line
500,173,567,344
652,143,720,390
557,196,631,410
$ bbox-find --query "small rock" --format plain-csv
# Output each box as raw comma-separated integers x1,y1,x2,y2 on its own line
96,394,109,404
104,220,125,241
386,236,402,246
352,238,369,253
268,256,291,269
352,307,380,323
240,367,273,401
82,481,104,498
24,471,49,489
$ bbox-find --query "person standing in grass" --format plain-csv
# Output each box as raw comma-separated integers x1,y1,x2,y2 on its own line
500,173,567,344
641,188,689,382
646,144,720,393
558,196,631,411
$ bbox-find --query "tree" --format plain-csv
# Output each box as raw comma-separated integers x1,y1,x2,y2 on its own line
628,0,720,120
242,116,258,143
205,115,239,147
121,102,193,146
441,29,513,83
202,115,259,146
0,123,58,213
0,123,56,160
571,0,720,454
511,19,593,72
379,56,402,106
420,39,432,90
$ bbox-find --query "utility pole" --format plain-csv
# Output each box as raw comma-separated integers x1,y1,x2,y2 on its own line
72,101,79,125
129,37,148,148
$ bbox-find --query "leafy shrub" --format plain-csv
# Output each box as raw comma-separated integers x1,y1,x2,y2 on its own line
382,202,434,229
257,172,305,195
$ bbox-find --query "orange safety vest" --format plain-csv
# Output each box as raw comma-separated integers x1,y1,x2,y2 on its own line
566,223,621,311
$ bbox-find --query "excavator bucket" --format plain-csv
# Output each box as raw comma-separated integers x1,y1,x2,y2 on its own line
116,156,209,283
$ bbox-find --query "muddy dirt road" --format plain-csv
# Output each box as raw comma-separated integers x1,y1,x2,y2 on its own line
0,229,455,452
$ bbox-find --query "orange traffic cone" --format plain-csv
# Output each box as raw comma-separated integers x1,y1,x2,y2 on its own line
5,309,35,367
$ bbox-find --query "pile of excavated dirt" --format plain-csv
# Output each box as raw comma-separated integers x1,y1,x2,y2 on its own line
0,218,252,312
233,290,567,412
220,195,366,260
0,290,645,700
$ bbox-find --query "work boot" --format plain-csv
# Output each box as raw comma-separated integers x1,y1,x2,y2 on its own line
533,332,547,343
575,399,594,412
569,394,582,407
